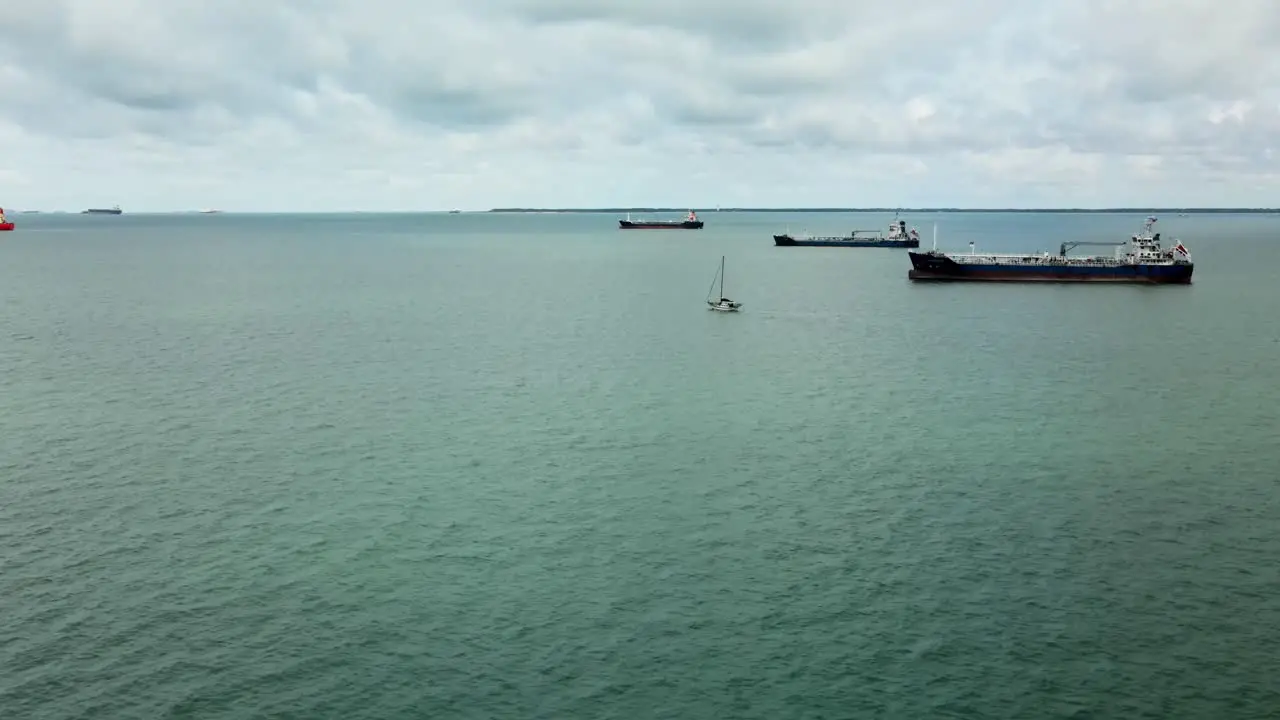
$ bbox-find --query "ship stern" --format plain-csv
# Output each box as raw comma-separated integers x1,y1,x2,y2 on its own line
1161,262,1195,284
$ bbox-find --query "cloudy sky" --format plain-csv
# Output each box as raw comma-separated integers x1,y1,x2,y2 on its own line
2,0,1278,211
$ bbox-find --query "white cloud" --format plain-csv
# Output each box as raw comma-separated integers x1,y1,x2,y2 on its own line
0,0,1277,210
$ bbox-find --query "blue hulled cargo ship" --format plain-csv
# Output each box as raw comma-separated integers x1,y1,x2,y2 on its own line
907,216,1193,284
774,218,920,247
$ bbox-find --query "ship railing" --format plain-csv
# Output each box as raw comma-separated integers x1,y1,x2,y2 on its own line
951,254,1124,266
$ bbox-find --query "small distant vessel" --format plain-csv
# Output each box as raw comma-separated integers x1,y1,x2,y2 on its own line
448,209,461,214
774,217,920,247
620,210,704,229
908,216,1194,284
706,255,742,312
0,207,13,231
82,205,122,215
198,208,221,214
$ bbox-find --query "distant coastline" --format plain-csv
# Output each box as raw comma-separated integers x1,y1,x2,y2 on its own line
8,207,1276,215
489,207,1280,214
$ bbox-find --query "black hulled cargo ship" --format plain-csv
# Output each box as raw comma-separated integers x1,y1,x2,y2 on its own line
907,216,1193,284
82,205,123,215
774,218,920,247
619,210,704,229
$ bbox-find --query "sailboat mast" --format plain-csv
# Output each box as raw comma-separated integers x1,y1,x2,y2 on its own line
719,255,725,298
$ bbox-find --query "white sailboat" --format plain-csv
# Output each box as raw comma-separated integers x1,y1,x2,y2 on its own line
706,255,742,312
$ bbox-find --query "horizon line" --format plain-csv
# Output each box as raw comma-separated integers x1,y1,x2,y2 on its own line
486,207,1279,213
8,207,1279,214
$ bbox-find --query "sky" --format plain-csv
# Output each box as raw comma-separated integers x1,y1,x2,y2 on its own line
2,0,1279,212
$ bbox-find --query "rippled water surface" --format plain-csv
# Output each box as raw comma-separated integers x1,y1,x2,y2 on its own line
2,211,1278,718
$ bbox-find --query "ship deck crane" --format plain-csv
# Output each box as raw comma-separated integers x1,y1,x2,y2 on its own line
1059,240,1126,257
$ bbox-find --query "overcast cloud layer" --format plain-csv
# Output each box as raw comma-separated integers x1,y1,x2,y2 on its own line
2,0,1278,211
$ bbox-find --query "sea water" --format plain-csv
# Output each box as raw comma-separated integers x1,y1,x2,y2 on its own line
2,210,1277,718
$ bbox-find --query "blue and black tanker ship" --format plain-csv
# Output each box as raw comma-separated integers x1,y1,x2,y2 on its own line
907,216,1193,284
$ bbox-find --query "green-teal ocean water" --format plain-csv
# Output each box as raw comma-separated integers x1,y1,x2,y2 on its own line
2,210,1278,718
